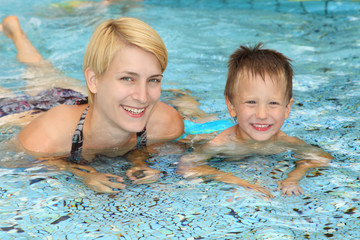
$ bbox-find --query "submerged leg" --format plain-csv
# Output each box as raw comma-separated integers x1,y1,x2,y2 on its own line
1,15,87,95
1,16,43,63
165,89,219,123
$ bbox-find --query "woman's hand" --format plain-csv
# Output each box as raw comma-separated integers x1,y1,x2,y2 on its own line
38,157,125,193
78,171,126,193
126,166,161,184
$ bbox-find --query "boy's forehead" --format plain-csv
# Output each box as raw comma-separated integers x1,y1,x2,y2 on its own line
235,70,286,86
232,72,288,98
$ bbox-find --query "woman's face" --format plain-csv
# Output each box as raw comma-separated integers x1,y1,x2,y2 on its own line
92,44,162,133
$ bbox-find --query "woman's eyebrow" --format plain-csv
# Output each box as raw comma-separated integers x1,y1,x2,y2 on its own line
119,72,163,78
149,74,163,78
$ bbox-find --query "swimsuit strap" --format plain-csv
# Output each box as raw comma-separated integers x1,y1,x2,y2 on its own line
136,128,147,149
68,107,147,163
68,106,89,164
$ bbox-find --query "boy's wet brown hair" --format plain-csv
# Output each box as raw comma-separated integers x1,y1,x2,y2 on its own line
224,43,293,104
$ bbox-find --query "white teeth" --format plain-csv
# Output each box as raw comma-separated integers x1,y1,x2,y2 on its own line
253,124,270,128
123,106,145,114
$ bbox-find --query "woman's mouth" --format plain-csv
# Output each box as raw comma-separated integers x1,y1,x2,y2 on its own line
122,105,146,117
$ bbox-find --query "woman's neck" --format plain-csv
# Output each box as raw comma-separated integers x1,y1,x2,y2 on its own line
82,106,136,150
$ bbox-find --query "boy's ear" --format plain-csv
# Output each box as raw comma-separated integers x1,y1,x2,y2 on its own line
85,67,98,94
225,96,237,118
285,98,294,119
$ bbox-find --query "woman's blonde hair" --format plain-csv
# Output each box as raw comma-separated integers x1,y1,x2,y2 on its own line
83,17,168,104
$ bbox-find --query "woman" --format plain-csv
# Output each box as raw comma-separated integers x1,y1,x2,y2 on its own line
1,16,184,193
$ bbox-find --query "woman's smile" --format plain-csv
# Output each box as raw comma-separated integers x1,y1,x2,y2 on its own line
122,105,146,118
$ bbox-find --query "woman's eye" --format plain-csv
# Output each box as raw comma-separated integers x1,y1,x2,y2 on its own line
149,78,161,83
120,77,132,81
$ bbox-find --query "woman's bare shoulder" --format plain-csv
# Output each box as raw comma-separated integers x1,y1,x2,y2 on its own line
146,101,184,143
18,104,87,154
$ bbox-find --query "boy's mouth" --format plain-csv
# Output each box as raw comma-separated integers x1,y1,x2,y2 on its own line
251,123,272,131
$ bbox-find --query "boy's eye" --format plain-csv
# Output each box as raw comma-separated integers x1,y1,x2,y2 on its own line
269,101,280,105
246,100,256,104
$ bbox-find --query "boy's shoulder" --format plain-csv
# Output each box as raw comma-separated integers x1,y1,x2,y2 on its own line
277,133,306,145
208,125,237,145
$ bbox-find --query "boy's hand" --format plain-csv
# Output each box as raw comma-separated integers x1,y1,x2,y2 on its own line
277,180,304,197
126,166,161,184
240,182,274,198
217,173,274,198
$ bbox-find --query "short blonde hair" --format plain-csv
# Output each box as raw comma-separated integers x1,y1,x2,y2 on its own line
83,17,168,104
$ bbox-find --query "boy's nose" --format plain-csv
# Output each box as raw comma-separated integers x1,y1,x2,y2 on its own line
255,105,268,119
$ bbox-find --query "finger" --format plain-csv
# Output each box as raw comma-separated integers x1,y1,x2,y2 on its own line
72,164,97,173
136,172,161,183
126,167,141,174
88,183,118,193
262,190,274,198
133,174,160,184
126,168,140,180
286,190,293,197
248,185,273,198
104,181,126,190
104,174,124,182
259,188,274,198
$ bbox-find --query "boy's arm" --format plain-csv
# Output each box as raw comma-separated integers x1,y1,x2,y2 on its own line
177,148,274,198
278,138,333,196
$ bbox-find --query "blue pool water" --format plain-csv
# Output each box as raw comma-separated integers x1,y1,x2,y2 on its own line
0,0,359,239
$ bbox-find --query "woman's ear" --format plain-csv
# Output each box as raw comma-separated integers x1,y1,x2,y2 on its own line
225,96,237,118
85,67,98,94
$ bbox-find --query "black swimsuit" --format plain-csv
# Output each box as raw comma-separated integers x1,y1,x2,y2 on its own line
68,106,147,164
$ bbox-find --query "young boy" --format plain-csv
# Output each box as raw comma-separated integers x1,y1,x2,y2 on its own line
177,43,333,198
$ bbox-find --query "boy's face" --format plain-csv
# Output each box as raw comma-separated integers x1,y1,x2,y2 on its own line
226,73,293,142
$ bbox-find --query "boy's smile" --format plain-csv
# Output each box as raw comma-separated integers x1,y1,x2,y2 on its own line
252,124,272,131
226,73,293,142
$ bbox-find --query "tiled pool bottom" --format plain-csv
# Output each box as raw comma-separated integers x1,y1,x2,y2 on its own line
0,145,358,239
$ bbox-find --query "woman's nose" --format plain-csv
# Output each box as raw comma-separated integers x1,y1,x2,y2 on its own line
132,83,148,104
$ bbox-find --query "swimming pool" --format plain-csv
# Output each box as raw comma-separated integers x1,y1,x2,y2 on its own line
1,0,359,239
